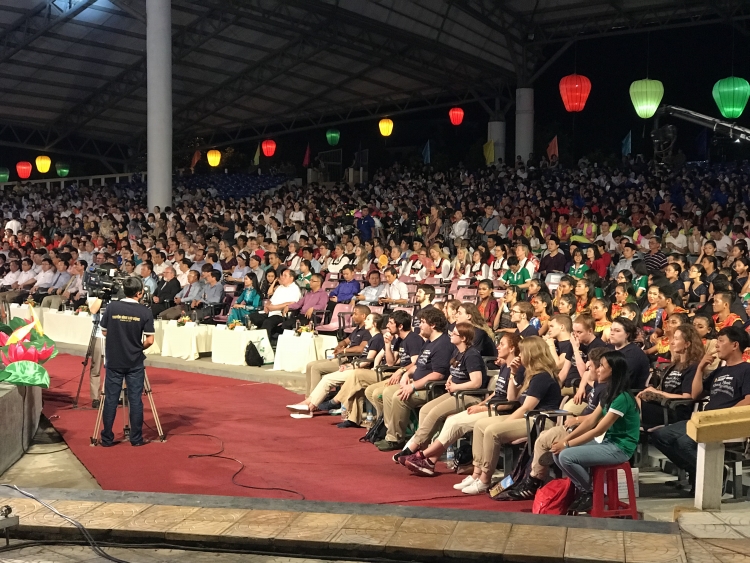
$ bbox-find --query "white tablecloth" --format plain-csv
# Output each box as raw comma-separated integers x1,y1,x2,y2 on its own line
271,331,339,373
8,303,39,323
144,320,167,356
211,327,274,365
42,310,94,346
160,322,213,361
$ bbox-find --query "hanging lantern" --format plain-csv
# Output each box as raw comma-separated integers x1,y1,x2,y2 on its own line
712,76,750,119
379,118,393,137
326,129,340,146
55,162,70,177
0,168,8,183
629,79,664,119
261,139,276,157
207,149,221,167
448,107,464,126
35,155,51,173
16,162,32,179
559,74,592,112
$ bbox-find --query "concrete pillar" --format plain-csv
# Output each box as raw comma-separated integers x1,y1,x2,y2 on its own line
515,88,534,164
146,0,172,211
695,441,724,510
487,120,506,165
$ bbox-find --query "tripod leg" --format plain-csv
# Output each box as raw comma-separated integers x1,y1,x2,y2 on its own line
122,381,130,439
90,377,107,445
144,372,166,441
74,321,99,409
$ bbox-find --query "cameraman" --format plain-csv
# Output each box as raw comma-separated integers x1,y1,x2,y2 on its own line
99,277,155,447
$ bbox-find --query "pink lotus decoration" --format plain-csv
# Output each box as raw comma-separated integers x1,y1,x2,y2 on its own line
1,343,55,366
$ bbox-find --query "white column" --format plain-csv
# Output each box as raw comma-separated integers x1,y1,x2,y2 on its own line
146,0,172,212
694,441,724,511
515,88,534,164
487,120,506,165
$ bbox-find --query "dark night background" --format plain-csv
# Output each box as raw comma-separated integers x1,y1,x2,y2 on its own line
4,22,750,179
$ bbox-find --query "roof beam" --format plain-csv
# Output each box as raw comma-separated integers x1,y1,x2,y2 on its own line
0,0,97,65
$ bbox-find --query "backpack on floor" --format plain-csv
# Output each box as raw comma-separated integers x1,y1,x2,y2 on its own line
244,341,263,367
532,478,576,515
359,416,386,444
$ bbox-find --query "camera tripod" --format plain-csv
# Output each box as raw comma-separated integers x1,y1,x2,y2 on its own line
90,368,166,446
73,316,100,409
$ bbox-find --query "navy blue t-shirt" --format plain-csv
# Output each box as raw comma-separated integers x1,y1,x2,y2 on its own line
582,381,609,416
100,300,154,371
662,364,697,395
412,332,453,381
361,333,385,357
348,325,372,348
449,347,489,387
398,331,424,367
520,371,562,411
493,365,526,401
703,363,750,411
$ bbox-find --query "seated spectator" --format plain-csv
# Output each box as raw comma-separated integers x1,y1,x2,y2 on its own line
412,284,436,330
498,256,531,298
295,259,313,290
455,302,497,357
281,273,328,330
511,300,538,338
226,272,261,326
150,265,181,317
476,279,498,325
378,266,408,307
159,269,204,320
712,290,744,330
607,317,651,389
0,258,37,313
651,326,750,492
353,270,385,305
552,350,640,513
248,268,301,334
326,265,360,311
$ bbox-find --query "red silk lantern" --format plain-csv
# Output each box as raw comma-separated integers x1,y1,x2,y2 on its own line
448,107,464,126
261,139,276,157
16,161,32,179
559,74,592,112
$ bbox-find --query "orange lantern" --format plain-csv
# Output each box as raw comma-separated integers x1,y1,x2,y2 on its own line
559,74,592,112
16,162,32,179
448,107,464,125
261,139,276,157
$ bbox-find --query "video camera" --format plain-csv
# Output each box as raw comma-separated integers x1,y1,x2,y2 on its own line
83,264,127,301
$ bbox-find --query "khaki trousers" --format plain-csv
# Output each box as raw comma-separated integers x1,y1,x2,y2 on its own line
364,379,389,419
472,415,536,474
304,359,339,397
90,337,104,401
531,425,568,479
309,369,351,406
435,409,487,447
382,384,429,443
562,397,588,416
0,290,25,308
410,393,481,448
41,294,65,310
158,304,186,320
335,368,378,424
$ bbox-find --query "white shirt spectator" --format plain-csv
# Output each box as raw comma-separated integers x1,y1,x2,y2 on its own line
383,279,408,301
33,269,55,289
450,219,469,240
325,255,349,274
714,234,733,256
1,269,20,287
268,282,301,317
4,219,21,235
289,210,306,222
664,232,688,254
16,269,36,287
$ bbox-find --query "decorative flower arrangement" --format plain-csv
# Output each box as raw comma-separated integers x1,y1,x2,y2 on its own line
177,315,192,327
294,324,314,337
227,320,242,330
24,297,36,307
0,308,57,388
76,305,89,315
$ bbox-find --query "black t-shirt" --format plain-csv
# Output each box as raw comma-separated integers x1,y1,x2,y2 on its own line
100,300,155,371
348,325,372,348
472,329,497,358
493,365,525,400
521,371,562,411
518,324,539,338
555,340,576,387
412,303,435,330
582,381,608,416
361,333,384,357
661,363,697,395
398,331,424,367
412,332,453,381
449,347,489,387
222,219,235,242
703,362,750,411
610,342,651,389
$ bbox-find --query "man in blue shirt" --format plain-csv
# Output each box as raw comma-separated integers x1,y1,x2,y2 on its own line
356,207,375,242
326,265,360,313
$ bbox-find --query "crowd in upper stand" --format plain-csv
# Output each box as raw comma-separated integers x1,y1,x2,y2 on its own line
2,155,750,511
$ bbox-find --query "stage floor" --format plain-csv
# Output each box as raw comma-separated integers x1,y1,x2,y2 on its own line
41,354,528,512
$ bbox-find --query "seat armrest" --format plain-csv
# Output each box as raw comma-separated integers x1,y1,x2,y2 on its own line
454,388,490,410
525,409,569,419
487,399,521,416
376,365,400,381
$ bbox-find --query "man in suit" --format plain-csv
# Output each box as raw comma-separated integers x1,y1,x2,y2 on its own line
158,269,204,320
150,266,181,317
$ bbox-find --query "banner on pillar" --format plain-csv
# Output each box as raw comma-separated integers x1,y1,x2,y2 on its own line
483,140,494,165
422,140,431,164
253,144,260,166
622,131,632,156
547,136,558,160
302,143,311,167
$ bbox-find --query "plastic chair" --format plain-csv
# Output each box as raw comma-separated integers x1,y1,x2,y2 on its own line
210,294,236,324
316,303,353,335
455,287,478,301
322,280,339,291
590,462,639,519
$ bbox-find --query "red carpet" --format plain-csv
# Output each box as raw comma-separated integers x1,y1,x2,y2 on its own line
41,354,532,512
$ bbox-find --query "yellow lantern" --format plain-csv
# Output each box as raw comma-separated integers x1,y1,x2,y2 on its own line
207,149,221,167
379,118,393,137
35,155,51,173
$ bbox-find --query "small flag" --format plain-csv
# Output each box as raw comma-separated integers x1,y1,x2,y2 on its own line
253,143,260,166
547,136,558,159
483,140,494,165
190,150,201,169
621,131,632,156
422,140,431,164
302,143,311,167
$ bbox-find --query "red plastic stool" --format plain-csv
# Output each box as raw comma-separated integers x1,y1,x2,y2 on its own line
591,462,638,519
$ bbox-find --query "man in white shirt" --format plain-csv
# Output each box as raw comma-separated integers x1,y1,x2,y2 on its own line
379,267,409,306
248,268,301,334
664,222,688,254
4,212,21,235
0,260,21,289
710,226,733,257
595,219,618,253
449,211,469,243
0,258,37,315
152,251,170,277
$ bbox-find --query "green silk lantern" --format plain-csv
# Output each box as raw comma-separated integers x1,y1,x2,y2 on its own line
326,128,340,146
0,168,8,183
712,76,750,119
629,79,664,119
55,162,70,177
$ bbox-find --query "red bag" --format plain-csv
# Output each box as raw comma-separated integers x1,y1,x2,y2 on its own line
532,478,576,515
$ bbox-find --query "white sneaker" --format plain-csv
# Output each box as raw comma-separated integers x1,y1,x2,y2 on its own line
461,480,490,495
286,404,310,412
290,412,313,419
453,476,476,490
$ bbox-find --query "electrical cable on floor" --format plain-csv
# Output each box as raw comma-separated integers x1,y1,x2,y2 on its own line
0,484,131,563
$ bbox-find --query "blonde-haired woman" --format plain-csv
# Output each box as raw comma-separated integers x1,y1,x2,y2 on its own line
459,336,563,494
450,247,471,279
428,244,451,279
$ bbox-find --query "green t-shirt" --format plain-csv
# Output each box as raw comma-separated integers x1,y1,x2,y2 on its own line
603,392,640,457
568,264,589,279
502,268,530,287
632,275,648,294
